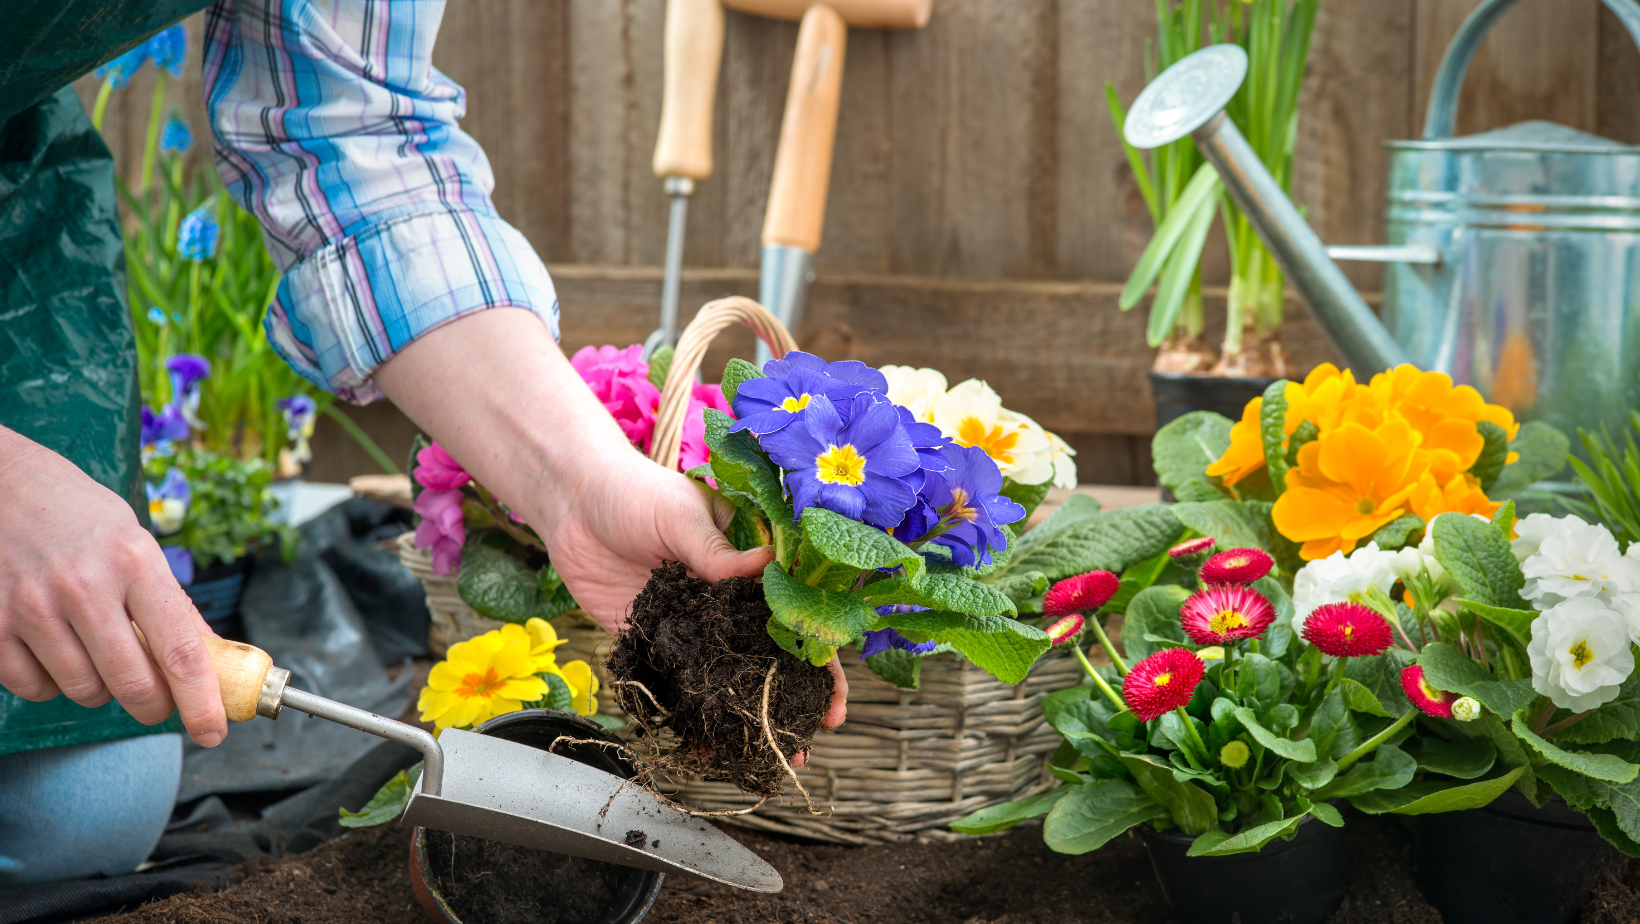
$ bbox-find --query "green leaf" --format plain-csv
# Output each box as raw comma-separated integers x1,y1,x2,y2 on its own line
1491,421,1571,498
765,616,836,667
1371,514,1426,552
1121,163,1221,310
1536,742,1640,849
992,504,1183,585
1306,687,1353,761
1118,585,1191,661
1234,653,1283,713
1456,599,1537,650
951,788,1072,836
339,763,422,828
1042,780,1167,854
1314,745,1416,799
1290,758,1338,790
1349,766,1525,815
1432,511,1529,610
1471,421,1511,492
1285,419,1319,469
1341,678,1391,718
1346,650,1417,718
1416,642,1536,718
719,357,762,404
1554,672,1640,746
704,409,794,527
1187,811,1307,857
859,571,1017,618
885,610,1051,684
1252,575,1296,659
1001,479,1052,520
1589,806,1640,858
864,648,923,690
1513,710,1640,783
456,543,577,624
1260,380,1291,495
763,563,877,650
1311,801,1345,828
796,506,929,589
1407,735,1496,780
1152,412,1234,503
988,571,1049,610
521,672,576,711
647,345,675,390
1171,499,1279,559
1234,707,1316,762
1121,754,1219,836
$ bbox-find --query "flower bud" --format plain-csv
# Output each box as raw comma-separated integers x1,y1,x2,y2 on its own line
1451,696,1482,722
1045,613,1085,647
1220,740,1251,769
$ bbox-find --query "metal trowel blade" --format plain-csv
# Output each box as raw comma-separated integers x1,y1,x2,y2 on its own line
401,727,782,893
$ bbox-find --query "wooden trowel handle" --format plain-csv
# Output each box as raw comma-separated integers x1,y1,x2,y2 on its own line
653,0,726,181
133,625,274,722
762,3,847,253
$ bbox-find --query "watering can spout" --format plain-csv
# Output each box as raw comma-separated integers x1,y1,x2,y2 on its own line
1122,45,1409,375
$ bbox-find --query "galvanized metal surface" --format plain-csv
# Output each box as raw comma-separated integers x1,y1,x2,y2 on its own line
756,243,813,366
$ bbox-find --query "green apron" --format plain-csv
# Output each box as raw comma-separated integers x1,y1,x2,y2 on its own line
0,0,211,755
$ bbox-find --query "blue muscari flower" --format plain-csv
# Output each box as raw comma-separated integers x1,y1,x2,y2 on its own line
162,545,194,586
919,444,1026,568
177,207,219,261
147,24,187,77
141,404,190,454
94,44,150,88
731,350,887,436
160,114,192,154
146,306,168,326
860,627,937,659
758,392,922,530
166,353,211,429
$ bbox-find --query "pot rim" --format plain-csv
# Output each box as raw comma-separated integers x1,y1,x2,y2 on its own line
1146,371,1281,386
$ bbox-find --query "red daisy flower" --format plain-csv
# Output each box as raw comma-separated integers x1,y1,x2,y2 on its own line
1199,548,1274,584
1401,665,1456,718
1043,570,1120,618
1178,585,1276,646
1302,602,1394,658
1045,613,1085,646
1123,647,1206,722
1169,536,1217,561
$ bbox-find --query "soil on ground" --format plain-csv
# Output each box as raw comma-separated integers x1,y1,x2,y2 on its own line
423,832,635,924
97,811,1640,924
605,561,834,797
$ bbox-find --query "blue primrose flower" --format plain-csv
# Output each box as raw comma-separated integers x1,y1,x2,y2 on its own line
897,405,952,474
160,114,192,154
730,350,888,436
141,404,190,452
178,207,219,261
919,444,1027,568
162,546,195,586
759,392,922,530
860,626,937,659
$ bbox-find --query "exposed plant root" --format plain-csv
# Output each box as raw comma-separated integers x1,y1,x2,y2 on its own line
759,662,819,815
609,680,672,717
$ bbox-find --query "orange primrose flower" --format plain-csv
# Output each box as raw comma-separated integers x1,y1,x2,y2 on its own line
1271,418,1429,560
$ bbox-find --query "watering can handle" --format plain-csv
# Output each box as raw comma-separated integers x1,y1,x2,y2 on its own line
1423,0,1640,140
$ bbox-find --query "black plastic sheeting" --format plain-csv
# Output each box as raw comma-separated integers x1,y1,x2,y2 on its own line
0,497,431,924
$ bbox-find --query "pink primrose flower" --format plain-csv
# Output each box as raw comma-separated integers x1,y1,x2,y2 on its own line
415,442,471,491
414,489,467,576
675,384,734,472
571,344,660,446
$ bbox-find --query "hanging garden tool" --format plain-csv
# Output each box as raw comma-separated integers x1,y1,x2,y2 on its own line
646,0,727,359
136,628,783,892
723,0,931,366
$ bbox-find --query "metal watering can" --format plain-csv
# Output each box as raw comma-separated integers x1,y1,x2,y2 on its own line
1122,0,1640,446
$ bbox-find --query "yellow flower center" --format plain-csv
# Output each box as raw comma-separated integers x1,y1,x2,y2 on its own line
457,667,505,700
149,500,165,516
1344,624,1355,638
946,487,978,522
1209,610,1247,634
1154,672,1173,687
1420,678,1443,700
815,443,867,486
1570,639,1594,670
1355,498,1376,515
1223,555,1250,568
781,393,812,413
956,417,1019,466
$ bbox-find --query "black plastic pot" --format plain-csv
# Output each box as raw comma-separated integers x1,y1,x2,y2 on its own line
409,709,664,924
1149,372,1277,432
1413,790,1620,924
185,554,254,639
1141,817,1347,924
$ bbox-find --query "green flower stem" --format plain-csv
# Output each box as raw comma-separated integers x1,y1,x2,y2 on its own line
1072,641,1126,711
1089,613,1129,676
1543,709,1593,738
1322,655,1347,698
140,70,168,193
1174,706,1213,770
1335,708,1415,772
91,79,115,131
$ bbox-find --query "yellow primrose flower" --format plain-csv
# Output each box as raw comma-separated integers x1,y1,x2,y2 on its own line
932,379,1053,484
1369,365,1520,441
523,617,567,673
1409,470,1501,524
880,365,948,424
417,624,548,733
557,659,601,716
1272,418,1429,560
1204,396,1266,486
1044,429,1079,490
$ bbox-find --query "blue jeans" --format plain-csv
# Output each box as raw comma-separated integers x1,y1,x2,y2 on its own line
0,733,182,885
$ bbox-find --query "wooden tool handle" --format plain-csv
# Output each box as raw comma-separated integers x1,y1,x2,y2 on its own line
653,0,726,181
762,3,847,252
132,625,274,722
722,0,931,29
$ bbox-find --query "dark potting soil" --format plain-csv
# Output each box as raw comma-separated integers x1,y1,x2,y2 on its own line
606,561,834,796
95,810,1640,924
423,831,630,924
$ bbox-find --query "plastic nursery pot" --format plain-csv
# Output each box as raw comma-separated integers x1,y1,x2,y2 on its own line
185,553,255,640
1413,789,1621,924
1148,372,1278,433
1140,816,1348,924
408,709,665,924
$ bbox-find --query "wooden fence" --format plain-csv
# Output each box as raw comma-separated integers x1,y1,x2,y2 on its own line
77,0,1640,484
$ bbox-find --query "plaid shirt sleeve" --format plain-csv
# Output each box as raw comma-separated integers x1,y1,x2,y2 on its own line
203,0,560,404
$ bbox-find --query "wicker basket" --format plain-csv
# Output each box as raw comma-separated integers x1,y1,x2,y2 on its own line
400,295,1086,842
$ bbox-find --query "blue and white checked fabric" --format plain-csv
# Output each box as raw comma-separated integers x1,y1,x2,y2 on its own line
204,0,559,403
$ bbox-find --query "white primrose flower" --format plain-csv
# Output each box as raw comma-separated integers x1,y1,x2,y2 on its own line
1292,542,1399,636
932,379,1053,485
1513,513,1586,563
998,407,1063,488
1521,519,1640,607
1044,429,1079,490
1528,595,1637,711
880,365,947,424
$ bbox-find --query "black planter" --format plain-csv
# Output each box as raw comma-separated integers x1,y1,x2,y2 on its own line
410,710,664,924
185,554,254,640
1149,372,1277,432
1414,790,1620,924
1141,817,1348,924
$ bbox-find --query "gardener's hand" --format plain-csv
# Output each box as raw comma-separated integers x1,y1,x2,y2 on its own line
372,309,849,731
0,426,228,747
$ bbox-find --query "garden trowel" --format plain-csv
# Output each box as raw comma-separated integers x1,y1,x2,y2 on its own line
146,629,783,893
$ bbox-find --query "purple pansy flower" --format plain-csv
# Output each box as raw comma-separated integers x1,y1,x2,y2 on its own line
166,353,211,429
277,395,317,463
730,350,887,436
146,468,191,536
758,392,922,530
162,546,194,586
860,627,937,659
921,444,1026,568
141,404,190,452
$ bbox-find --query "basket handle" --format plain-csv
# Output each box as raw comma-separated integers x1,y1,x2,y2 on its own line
646,296,799,470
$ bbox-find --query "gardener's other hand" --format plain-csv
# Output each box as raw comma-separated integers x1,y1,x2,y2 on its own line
0,427,228,747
